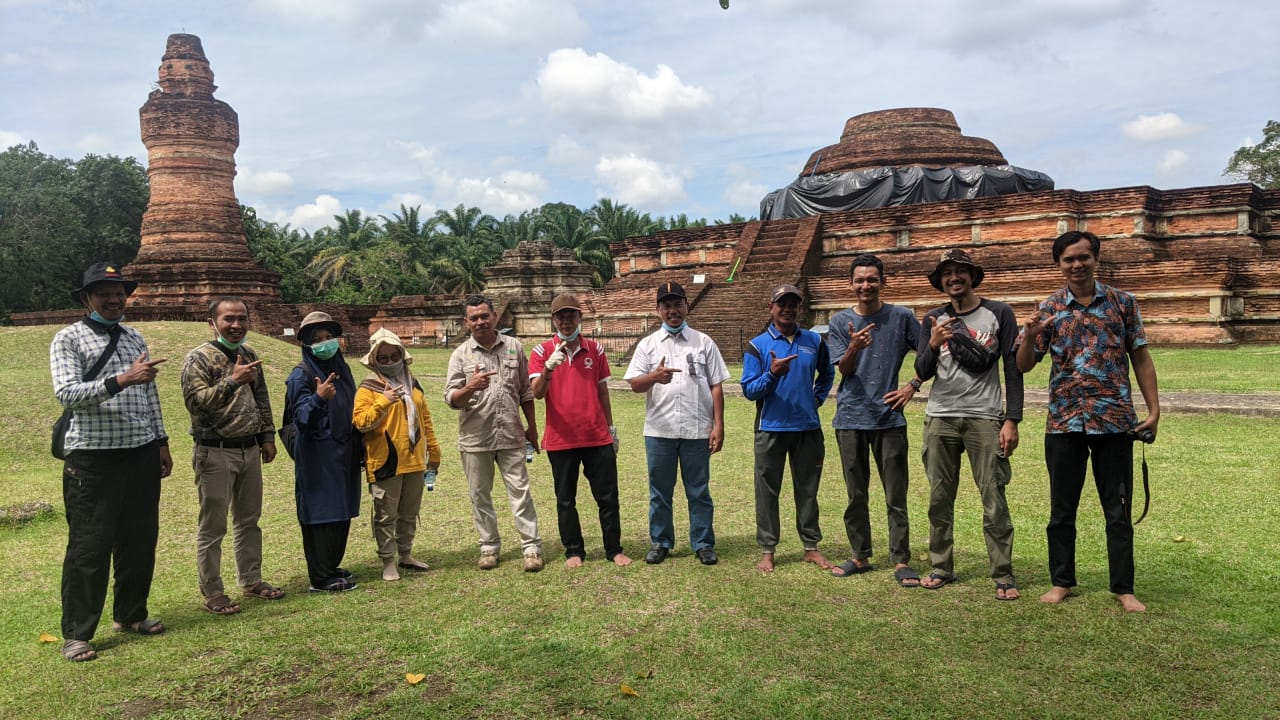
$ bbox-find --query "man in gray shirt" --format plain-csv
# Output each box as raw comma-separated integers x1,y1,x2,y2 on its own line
914,249,1023,599
825,254,922,584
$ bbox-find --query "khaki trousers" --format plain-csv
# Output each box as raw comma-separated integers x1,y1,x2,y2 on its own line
368,470,425,562
461,449,542,555
193,445,264,597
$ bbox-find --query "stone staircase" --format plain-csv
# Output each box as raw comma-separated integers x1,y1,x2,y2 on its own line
688,216,825,361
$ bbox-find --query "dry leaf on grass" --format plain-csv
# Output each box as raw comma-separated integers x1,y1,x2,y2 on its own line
38,632,57,643
405,673,425,685
620,684,639,697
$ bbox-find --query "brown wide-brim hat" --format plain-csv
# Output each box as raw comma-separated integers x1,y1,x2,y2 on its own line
927,249,985,292
297,311,343,344
70,261,137,302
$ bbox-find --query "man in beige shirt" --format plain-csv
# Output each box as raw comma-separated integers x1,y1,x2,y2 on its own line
445,294,544,571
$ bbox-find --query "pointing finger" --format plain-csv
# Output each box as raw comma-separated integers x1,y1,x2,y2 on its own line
145,357,168,367
782,354,799,362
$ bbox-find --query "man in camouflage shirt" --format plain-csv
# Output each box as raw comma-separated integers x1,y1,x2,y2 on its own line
181,297,284,615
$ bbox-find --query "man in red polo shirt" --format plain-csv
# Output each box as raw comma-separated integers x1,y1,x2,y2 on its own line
530,294,633,568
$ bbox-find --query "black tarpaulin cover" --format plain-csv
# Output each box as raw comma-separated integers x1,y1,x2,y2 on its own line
759,165,1054,220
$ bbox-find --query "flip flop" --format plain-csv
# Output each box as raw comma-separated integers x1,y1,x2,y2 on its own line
996,582,1021,601
922,572,955,590
831,559,873,577
894,566,921,587
112,618,165,635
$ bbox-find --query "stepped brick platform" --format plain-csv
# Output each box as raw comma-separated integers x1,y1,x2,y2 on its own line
591,182,1280,361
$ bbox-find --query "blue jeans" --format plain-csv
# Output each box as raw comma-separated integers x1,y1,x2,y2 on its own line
645,437,715,552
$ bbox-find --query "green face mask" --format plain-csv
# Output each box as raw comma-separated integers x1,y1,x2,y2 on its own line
310,339,340,360
216,334,244,351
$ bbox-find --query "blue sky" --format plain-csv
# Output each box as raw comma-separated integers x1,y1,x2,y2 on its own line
2,0,1275,232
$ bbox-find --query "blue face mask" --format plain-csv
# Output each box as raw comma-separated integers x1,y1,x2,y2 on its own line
89,311,121,326
311,339,340,360
663,321,688,334
555,327,580,342
216,334,244,351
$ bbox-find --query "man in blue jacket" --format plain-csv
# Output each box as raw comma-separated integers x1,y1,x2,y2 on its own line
741,284,835,572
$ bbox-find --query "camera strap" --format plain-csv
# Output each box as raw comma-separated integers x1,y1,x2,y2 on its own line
1134,443,1150,525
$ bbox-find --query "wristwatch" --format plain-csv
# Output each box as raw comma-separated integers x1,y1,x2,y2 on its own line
909,378,923,391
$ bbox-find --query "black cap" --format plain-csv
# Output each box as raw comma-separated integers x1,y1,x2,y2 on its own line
657,282,686,301
70,262,137,303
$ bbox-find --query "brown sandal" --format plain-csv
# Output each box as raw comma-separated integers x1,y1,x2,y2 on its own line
243,581,286,600
203,594,242,615
62,639,97,662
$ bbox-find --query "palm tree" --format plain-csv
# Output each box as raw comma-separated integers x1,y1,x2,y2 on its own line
540,202,613,286
305,209,383,292
589,198,659,245
493,209,545,250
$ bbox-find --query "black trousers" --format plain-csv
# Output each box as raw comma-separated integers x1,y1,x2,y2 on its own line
548,444,623,560
61,443,161,641
1044,432,1136,594
300,520,352,587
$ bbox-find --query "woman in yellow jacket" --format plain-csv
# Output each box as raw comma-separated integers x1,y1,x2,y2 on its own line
353,328,441,581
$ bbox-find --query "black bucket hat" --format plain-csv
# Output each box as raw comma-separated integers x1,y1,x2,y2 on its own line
927,249,985,292
70,262,137,303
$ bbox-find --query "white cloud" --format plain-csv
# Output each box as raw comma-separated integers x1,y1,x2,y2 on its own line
595,154,685,208
74,133,114,154
537,49,713,129
236,167,296,195
1155,149,1190,178
546,134,593,168
453,170,548,215
255,0,582,46
382,192,435,215
395,140,546,215
1122,113,1206,143
429,0,585,47
766,0,1142,48
279,194,344,233
0,129,25,149
724,179,768,211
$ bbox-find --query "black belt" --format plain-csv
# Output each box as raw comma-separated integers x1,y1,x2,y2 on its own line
197,436,259,449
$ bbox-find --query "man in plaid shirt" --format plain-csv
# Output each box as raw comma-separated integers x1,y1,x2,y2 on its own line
50,262,172,662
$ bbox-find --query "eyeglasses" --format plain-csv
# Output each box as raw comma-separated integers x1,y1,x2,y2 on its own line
375,351,403,364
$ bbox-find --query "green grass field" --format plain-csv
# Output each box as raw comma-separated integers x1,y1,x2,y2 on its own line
1,323,1277,719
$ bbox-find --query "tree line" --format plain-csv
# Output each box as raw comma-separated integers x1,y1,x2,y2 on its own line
5,123,1277,321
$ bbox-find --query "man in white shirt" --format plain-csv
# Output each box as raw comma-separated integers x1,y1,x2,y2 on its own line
624,282,729,566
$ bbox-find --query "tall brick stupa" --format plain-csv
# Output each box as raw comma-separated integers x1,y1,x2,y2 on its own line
128,33,281,307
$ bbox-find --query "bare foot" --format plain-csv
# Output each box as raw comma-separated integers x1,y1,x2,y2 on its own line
565,556,584,568
612,553,633,567
803,549,834,570
1117,594,1147,612
1040,586,1073,604
382,560,400,582
756,552,775,573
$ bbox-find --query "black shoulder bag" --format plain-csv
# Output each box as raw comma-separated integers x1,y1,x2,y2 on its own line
51,325,122,459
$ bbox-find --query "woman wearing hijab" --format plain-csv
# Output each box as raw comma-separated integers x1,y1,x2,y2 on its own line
284,312,362,592
353,327,441,581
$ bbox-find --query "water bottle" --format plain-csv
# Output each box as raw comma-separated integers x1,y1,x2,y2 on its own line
525,441,536,463
424,469,437,492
